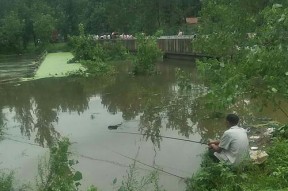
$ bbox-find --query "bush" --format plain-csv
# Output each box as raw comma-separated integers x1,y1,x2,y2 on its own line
118,160,165,191
101,40,128,61
46,43,70,53
69,36,107,62
68,23,125,77
186,152,247,191
68,24,107,62
81,59,116,77
0,172,13,191
68,24,129,63
37,138,83,191
133,33,162,75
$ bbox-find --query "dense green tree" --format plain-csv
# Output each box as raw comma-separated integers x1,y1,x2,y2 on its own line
45,0,88,38
0,0,202,53
82,0,111,34
33,14,55,45
0,11,24,52
194,0,288,116
105,0,138,33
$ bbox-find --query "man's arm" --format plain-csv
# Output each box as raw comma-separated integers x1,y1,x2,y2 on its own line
209,131,231,153
208,139,223,153
209,143,222,153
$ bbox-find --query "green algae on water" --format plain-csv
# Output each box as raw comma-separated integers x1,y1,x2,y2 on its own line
28,52,84,80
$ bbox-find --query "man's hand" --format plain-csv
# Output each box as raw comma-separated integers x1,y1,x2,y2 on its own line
207,139,221,152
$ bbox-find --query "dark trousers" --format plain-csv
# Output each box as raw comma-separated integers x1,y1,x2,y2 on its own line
208,148,220,163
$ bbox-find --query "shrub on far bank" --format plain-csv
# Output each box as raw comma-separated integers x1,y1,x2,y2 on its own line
67,23,129,77
46,43,70,53
132,33,163,75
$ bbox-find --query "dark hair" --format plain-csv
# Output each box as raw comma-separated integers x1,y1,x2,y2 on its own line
226,114,239,125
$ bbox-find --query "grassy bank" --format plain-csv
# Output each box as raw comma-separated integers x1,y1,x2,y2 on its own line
46,43,71,53
186,124,288,191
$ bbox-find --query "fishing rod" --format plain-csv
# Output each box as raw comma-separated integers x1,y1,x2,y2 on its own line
114,131,206,144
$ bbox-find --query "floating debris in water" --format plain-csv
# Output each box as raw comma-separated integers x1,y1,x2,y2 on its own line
108,123,122,130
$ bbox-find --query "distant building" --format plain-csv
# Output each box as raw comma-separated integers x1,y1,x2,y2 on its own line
185,17,198,25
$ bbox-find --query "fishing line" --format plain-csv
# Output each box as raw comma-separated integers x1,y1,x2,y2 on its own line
2,136,44,147
96,144,186,180
114,131,206,144
2,134,186,179
1,135,132,169
75,154,129,168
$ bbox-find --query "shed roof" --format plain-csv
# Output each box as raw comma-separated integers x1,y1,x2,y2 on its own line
186,17,198,24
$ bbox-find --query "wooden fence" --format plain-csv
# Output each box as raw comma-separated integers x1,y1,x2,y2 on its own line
98,36,194,56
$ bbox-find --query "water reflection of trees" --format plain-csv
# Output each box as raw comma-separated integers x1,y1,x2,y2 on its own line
0,79,92,147
1,66,263,149
0,110,6,137
100,70,211,147
139,92,207,148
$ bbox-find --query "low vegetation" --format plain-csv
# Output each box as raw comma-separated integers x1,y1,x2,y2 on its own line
46,43,70,53
117,160,165,191
0,172,14,191
68,24,127,77
68,24,163,77
132,33,163,75
36,138,84,191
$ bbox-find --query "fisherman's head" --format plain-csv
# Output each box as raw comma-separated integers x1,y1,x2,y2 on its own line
226,114,239,128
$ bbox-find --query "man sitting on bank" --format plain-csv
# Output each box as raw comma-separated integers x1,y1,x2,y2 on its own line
208,114,249,166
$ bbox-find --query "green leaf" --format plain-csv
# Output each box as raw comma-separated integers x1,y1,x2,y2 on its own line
73,171,83,181
118,186,127,191
75,182,81,187
68,159,75,166
271,87,278,93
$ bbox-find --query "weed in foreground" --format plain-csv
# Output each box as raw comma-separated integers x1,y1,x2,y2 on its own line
117,159,165,191
36,137,83,191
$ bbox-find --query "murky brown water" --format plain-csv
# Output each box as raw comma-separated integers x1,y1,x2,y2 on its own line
1,58,287,190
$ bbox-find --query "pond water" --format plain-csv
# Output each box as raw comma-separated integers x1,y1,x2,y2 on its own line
1,54,287,191
0,54,38,83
